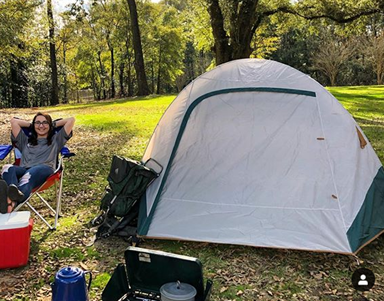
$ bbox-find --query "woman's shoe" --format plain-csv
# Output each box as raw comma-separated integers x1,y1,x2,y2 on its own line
0,180,8,214
8,184,24,202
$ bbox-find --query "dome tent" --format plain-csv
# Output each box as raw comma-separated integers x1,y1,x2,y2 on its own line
137,59,384,254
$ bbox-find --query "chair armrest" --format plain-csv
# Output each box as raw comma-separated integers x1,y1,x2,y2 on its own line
60,147,76,159
52,147,75,174
0,145,13,160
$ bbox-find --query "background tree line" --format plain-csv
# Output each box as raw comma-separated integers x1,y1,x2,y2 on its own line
0,0,383,108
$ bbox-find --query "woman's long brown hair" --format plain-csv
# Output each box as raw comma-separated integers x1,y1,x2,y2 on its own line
29,112,54,146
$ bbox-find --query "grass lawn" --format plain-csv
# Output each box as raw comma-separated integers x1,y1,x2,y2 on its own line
0,86,383,301
327,85,384,162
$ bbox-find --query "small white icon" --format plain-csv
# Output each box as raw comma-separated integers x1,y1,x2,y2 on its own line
358,274,368,286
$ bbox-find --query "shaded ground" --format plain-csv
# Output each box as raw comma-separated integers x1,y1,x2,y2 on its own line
0,107,383,301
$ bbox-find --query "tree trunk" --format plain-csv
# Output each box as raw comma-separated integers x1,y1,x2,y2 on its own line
47,0,59,105
119,59,125,97
1,73,10,105
75,74,80,103
123,38,133,97
97,51,106,100
91,66,100,100
230,0,258,59
127,61,133,97
10,44,29,108
10,58,28,108
207,0,262,65
110,45,115,98
156,45,162,94
330,72,337,86
126,0,149,96
376,62,384,85
377,69,383,85
125,38,134,97
151,61,154,94
207,0,232,65
63,44,68,103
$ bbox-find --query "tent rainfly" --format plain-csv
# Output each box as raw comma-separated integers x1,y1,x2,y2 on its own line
137,59,384,254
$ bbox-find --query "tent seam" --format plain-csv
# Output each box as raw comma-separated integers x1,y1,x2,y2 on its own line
315,97,348,233
161,197,340,211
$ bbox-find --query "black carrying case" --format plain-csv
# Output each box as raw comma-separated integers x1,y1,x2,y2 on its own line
102,247,213,301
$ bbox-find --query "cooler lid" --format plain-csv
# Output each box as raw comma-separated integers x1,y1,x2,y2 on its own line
124,247,205,300
0,211,31,230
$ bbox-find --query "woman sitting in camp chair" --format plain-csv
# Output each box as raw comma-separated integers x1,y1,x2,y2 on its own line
0,112,75,214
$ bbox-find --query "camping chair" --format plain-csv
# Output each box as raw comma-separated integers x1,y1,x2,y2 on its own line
0,124,75,230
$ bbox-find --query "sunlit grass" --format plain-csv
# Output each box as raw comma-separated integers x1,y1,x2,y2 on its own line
327,85,384,118
55,95,174,136
327,85,384,162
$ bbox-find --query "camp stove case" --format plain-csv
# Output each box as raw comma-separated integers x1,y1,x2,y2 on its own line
102,246,213,301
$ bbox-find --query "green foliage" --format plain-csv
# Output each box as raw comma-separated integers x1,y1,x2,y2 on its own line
268,13,383,86
0,0,46,107
268,19,320,76
295,0,382,20
1,0,384,108
185,0,213,53
0,0,40,59
141,2,187,93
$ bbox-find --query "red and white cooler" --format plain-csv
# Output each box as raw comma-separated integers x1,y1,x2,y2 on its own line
0,211,33,269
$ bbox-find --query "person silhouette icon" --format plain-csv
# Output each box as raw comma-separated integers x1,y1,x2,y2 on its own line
352,268,375,291
358,274,368,286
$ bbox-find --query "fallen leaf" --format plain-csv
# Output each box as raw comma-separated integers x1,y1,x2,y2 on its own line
236,290,243,296
220,287,228,293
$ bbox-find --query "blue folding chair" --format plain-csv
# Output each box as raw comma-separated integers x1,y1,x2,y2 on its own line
0,124,75,229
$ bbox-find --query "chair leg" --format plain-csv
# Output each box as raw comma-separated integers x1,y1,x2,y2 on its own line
15,191,58,230
15,200,54,230
55,169,64,229
25,202,54,230
36,192,56,214
13,169,65,230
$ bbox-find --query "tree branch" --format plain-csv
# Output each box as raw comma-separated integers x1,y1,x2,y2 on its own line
261,6,382,24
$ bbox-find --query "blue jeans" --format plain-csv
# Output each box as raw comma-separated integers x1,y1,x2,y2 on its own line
1,164,54,204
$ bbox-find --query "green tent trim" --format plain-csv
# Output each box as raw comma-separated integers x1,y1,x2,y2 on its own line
137,87,317,235
347,166,384,253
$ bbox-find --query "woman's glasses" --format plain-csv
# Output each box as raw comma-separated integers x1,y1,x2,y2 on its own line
34,121,49,126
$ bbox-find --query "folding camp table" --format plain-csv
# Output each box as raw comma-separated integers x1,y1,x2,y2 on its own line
102,246,213,301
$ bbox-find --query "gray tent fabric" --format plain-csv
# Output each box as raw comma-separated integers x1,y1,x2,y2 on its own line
138,59,384,254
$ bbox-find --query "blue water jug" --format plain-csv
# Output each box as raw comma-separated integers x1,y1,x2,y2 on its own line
51,266,92,301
